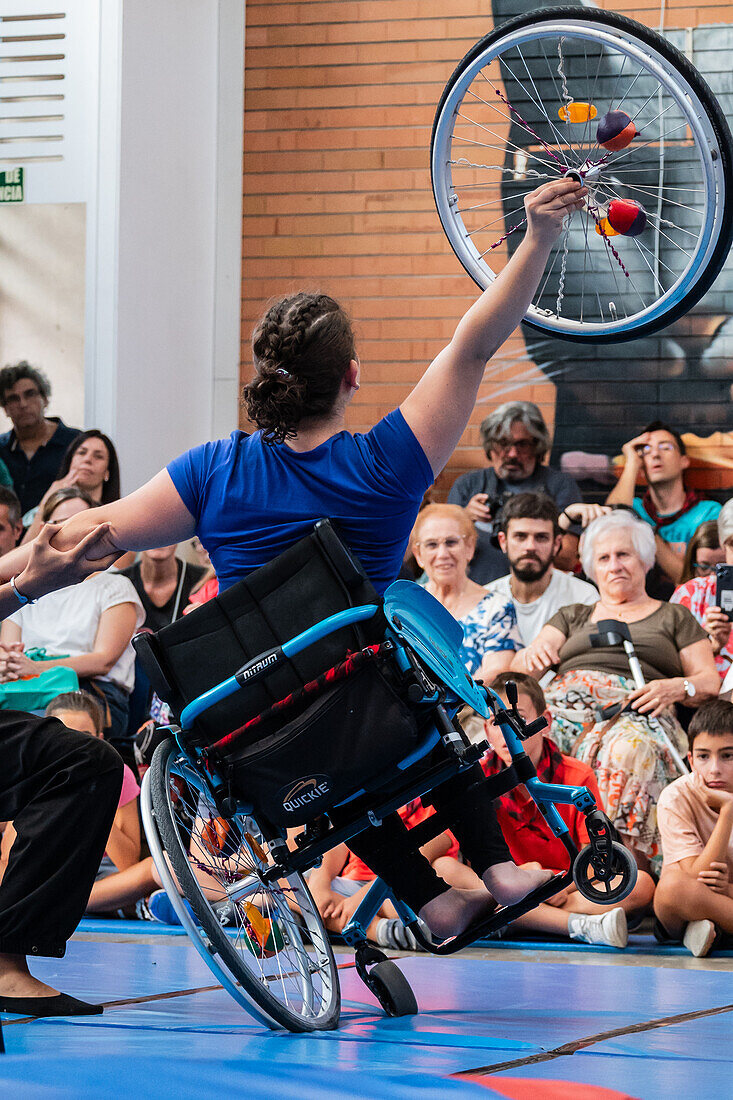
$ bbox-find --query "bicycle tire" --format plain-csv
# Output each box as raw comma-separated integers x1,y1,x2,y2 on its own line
431,7,733,343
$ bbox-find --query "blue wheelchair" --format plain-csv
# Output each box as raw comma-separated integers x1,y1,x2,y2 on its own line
137,521,636,1033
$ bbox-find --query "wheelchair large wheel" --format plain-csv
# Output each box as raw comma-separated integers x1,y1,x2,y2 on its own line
573,841,638,904
146,739,340,1032
431,7,733,342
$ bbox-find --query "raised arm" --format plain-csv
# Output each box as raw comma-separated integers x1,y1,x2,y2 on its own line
400,178,586,475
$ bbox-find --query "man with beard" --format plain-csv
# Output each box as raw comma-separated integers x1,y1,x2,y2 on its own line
485,494,597,646
447,402,581,584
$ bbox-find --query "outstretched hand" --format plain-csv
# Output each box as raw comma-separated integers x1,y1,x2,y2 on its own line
14,522,123,601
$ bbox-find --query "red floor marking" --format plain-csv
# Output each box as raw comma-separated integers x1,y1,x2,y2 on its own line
473,1077,638,1100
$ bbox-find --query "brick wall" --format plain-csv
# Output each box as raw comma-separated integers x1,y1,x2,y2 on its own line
241,0,733,495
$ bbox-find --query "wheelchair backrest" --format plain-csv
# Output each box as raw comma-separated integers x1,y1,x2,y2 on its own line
133,520,384,743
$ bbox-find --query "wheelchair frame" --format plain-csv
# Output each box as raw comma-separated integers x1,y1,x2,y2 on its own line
142,588,635,1027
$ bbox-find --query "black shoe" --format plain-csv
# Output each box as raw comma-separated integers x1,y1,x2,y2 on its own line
653,916,681,944
0,993,104,1017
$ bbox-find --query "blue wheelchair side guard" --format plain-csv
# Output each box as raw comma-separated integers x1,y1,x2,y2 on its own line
383,581,489,717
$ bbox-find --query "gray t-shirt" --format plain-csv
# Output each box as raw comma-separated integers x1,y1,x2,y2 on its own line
548,602,707,681
486,569,597,646
447,465,582,584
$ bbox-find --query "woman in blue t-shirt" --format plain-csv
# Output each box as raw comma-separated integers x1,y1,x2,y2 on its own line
1,178,586,942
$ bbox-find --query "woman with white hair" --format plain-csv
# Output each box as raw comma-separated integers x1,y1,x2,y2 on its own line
512,509,719,871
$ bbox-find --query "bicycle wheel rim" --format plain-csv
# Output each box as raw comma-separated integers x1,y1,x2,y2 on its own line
148,740,340,1032
432,11,731,342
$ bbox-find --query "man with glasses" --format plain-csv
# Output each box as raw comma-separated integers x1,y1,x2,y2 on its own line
447,400,581,583
607,420,721,587
0,362,80,517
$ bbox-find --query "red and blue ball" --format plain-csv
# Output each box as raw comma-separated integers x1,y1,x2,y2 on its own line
607,198,647,236
597,110,637,151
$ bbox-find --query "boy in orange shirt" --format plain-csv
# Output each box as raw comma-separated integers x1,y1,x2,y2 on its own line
654,699,733,957
481,672,655,947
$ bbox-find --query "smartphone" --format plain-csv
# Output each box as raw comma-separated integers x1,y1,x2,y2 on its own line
715,564,733,620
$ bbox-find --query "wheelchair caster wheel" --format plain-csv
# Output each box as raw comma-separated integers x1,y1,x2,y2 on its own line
355,944,418,1017
573,841,638,904
367,960,418,1018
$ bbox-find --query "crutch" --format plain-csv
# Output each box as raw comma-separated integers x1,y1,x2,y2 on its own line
590,619,688,775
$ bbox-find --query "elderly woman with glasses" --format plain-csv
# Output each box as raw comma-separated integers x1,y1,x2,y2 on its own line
410,503,521,683
671,502,733,679
512,509,720,871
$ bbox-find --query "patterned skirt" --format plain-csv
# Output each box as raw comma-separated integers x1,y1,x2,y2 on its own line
544,669,688,865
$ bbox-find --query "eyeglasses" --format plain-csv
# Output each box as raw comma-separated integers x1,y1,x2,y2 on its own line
4,388,41,408
415,536,468,553
492,438,536,455
640,442,677,455
693,562,717,575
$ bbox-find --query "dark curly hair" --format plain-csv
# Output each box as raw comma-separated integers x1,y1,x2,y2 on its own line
243,292,355,444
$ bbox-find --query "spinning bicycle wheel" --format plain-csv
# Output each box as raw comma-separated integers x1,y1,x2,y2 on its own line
432,7,733,342
145,739,340,1032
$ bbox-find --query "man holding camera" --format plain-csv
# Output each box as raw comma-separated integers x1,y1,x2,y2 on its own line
447,401,582,584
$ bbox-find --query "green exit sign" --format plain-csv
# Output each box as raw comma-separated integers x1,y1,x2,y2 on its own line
0,168,23,203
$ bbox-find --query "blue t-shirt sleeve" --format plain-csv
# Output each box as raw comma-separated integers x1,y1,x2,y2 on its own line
167,440,224,523
363,408,434,501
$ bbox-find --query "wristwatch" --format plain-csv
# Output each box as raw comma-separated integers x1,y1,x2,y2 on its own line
683,678,697,700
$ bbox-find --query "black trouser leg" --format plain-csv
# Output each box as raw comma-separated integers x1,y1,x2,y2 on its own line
0,712,123,958
423,762,513,876
328,809,449,914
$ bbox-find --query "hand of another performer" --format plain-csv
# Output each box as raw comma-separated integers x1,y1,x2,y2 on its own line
15,522,123,600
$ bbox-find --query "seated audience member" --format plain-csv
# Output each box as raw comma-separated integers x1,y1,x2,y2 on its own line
183,535,218,612
606,421,721,587
21,429,121,539
671,504,733,681
0,691,161,919
654,700,733,957
0,486,23,556
485,493,599,646
0,361,80,515
513,510,719,871
678,519,724,585
480,673,654,947
122,545,206,732
307,801,465,951
121,546,206,633
0,487,144,754
410,504,521,682
447,401,581,584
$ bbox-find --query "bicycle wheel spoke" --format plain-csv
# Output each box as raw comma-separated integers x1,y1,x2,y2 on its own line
499,48,573,164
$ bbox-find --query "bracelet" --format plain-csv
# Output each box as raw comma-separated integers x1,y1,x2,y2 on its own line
10,574,34,607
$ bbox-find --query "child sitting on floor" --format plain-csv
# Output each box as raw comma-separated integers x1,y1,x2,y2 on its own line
479,672,655,948
654,699,733,957
39,691,163,916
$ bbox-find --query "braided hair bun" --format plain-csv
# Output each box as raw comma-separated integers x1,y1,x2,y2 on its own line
244,292,355,444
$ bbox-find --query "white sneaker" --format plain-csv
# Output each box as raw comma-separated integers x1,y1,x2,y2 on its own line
567,907,628,948
683,919,717,958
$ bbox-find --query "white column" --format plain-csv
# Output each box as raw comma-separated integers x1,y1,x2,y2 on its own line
88,0,244,493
